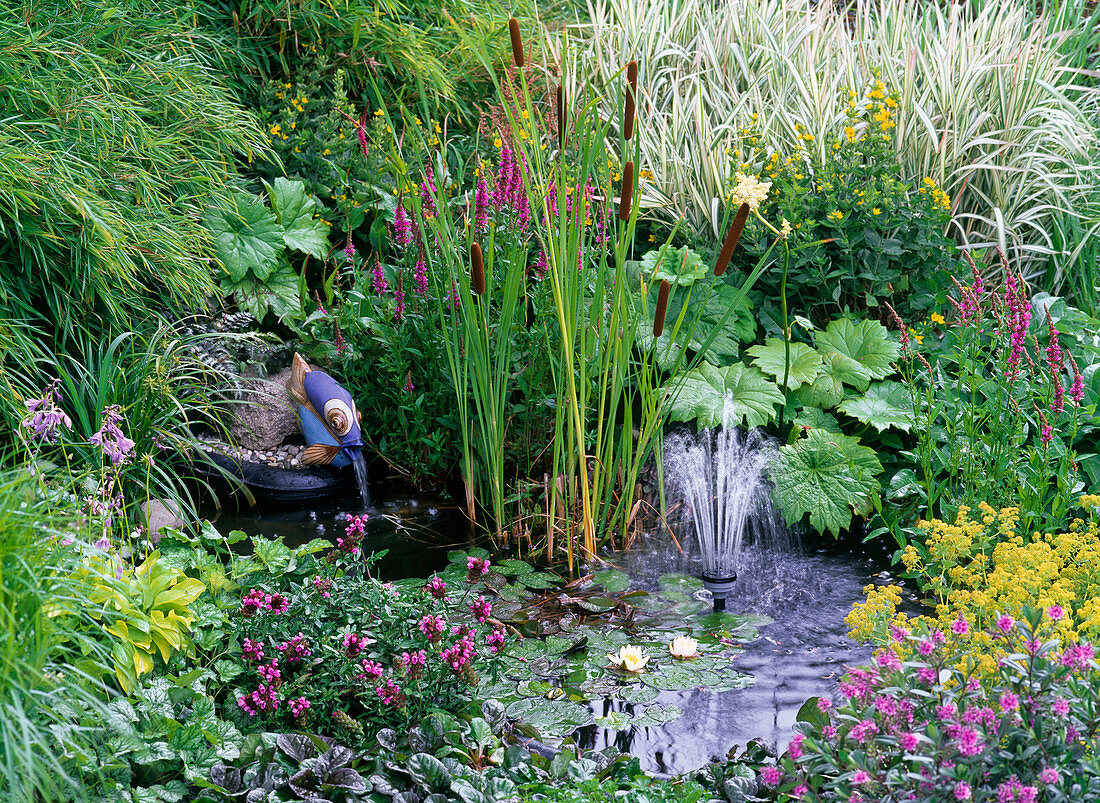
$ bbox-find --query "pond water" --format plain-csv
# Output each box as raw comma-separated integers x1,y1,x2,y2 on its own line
579,538,897,775
215,483,903,777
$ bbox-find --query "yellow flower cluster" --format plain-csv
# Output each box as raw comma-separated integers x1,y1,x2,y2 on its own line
920,176,952,210
849,498,1100,678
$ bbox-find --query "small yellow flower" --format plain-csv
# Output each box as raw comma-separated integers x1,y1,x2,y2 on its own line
827,210,844,221
608,645,649,672
669,635,699,660
374,109,384,117
844,126,856,141
493,137,502,149
931,312,946,325
872,207,882,215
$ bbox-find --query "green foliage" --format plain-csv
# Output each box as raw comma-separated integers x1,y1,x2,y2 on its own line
814,317,900,381
771,428,883,537
0,475,113,800
578,0,1100,291
837,381,915,434
666,363,784,429
0,0,268,332
207,179,330,324
747,339,822,392
68,552,206,693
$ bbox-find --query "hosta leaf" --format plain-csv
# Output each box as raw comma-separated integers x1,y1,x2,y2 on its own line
747,339,822,391
814,318,899,380
267,177,329,259
798,351,870,409
206,192,283,282
838,381,915,433
771,428,883,536
665,363,783,428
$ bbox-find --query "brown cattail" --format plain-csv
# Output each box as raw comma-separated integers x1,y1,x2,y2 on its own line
471,242,486,296
509,19,524,68
619,161,635,222
624,60,638,141
653,280,671,337
714,203,750,276
556,85,566,149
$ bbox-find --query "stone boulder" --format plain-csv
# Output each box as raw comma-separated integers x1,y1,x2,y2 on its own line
228,367,299,451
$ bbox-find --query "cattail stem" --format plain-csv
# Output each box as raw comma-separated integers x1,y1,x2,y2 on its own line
556,85,566,149
508,19,524,68
471,242,486,296
619,161,635,222
653,280,671,337
624,60,638,141
714,203,750,276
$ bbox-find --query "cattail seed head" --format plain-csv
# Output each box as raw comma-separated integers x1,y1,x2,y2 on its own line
619,161,635,222
470,242,486,296
624,60,638,141
653,280,671,337
714,203,750,276
508,19,524,68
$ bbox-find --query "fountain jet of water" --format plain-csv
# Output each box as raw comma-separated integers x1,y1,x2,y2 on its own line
663,396,783,610
350,450,371,509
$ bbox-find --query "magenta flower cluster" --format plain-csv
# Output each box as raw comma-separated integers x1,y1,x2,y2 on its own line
275,632,312,663
242,589,290,618
776,611,1098,801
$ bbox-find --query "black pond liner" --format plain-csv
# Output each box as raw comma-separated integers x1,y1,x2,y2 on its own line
195,450,357,507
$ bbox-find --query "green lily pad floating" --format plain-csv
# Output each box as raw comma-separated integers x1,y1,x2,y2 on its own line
657,573,703,601
594,710,633,730
634,704,683,727
516,572,557,589
592,569,631,593
493,559,534,576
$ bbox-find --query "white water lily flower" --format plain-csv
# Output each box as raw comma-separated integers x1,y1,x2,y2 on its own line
607,645,650,672
669,635,699,660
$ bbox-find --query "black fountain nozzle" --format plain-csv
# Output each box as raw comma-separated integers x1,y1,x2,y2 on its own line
701,573,737,612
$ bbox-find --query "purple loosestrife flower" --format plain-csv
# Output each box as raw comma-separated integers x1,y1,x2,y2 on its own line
413,252,428,296
89,405,135,465
954,781,972,800
1046,310,1066,415
371,257,389,294
474,175,489,233
420,172,437,219
20,382,71,443
393,278,406,323
1004,271,1031,376
344,240,356,261
393,203,414,248
493,146,513,211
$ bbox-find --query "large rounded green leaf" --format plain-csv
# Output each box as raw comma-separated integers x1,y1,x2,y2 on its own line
747,339,823,391
838,380,915,432
771,428,883,536
814,318,900,381
665,363,784,428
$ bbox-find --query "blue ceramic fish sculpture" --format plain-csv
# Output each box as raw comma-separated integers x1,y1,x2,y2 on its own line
285,353,363,467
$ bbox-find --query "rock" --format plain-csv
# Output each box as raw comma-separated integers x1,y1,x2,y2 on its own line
228,367,298,451
141,498,186,544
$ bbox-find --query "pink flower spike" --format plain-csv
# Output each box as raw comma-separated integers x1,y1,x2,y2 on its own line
951,613,969,636
1048,604,1065,621
997,614,1015,634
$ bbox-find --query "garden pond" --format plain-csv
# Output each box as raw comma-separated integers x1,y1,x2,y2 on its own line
213,485,900,776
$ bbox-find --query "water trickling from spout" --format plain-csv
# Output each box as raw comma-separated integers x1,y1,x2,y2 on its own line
350,451,371,509
663,397,785,605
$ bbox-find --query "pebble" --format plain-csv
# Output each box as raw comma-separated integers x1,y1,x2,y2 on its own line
195,437,306,470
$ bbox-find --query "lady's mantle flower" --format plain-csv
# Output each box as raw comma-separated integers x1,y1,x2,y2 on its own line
669,635,699,660
730,172,771,211
607,645,649,672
